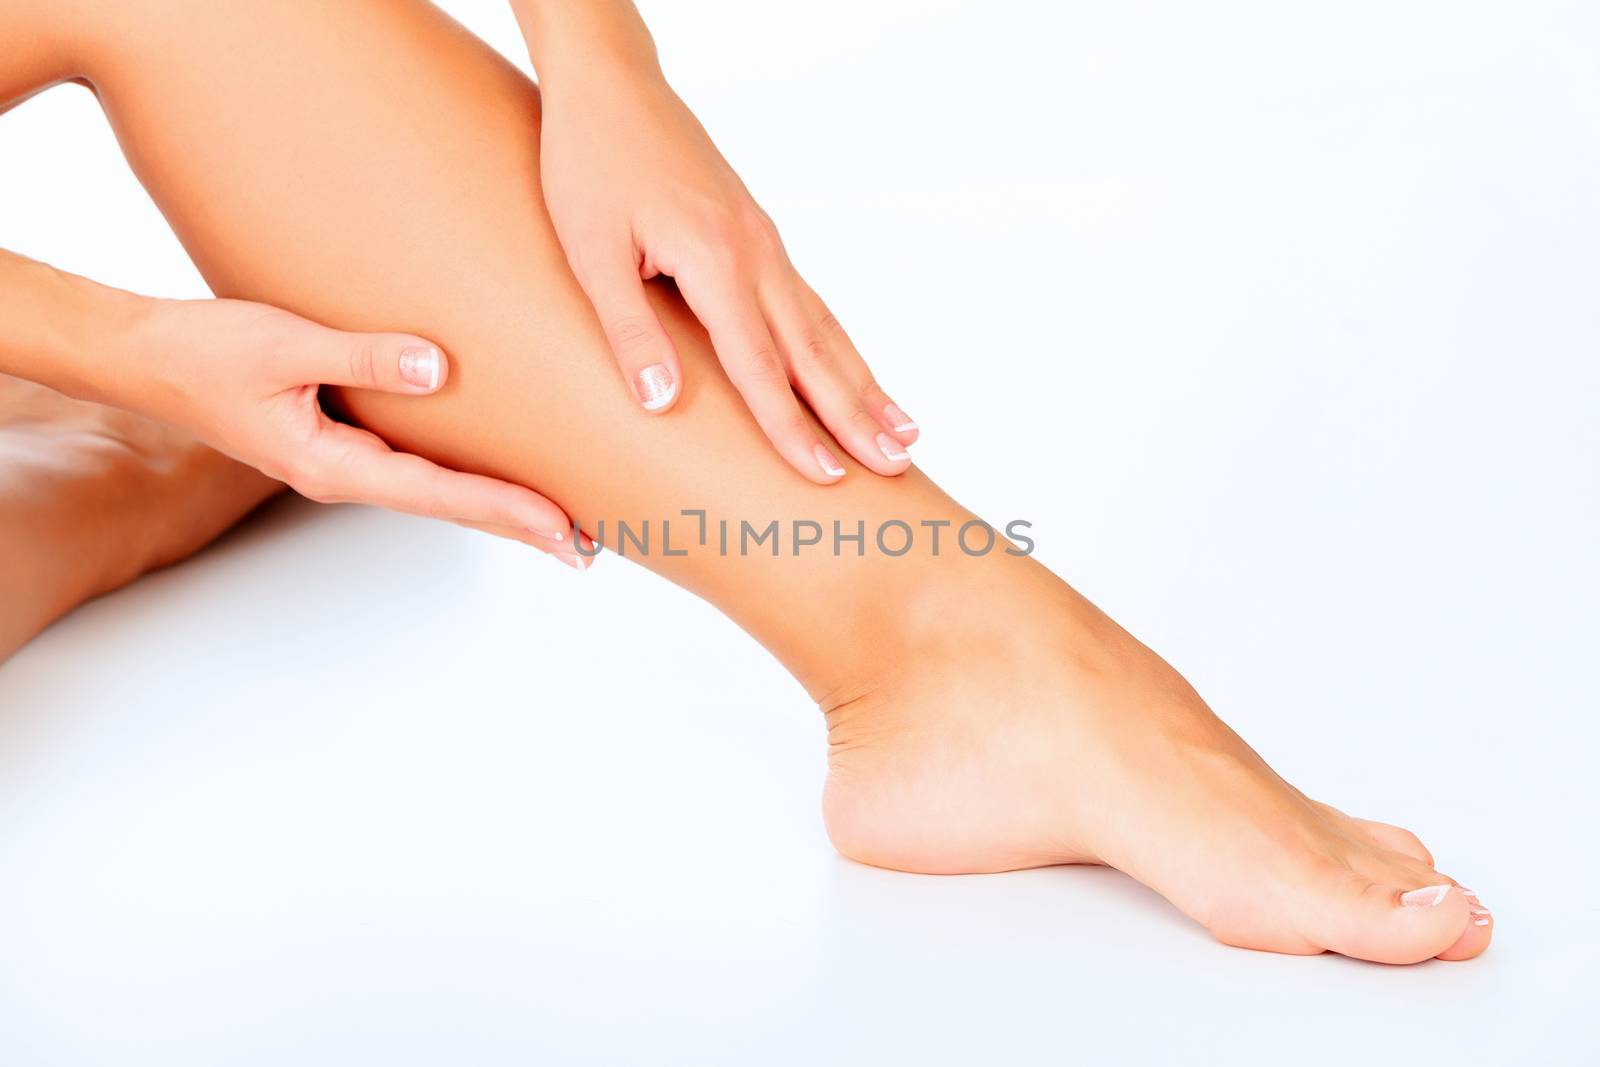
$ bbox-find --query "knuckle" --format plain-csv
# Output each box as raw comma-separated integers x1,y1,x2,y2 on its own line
792,335,832,372
856,376,887,406
741,208,785,257
779,411,814,443
606,314,663,355
694,225,744,273
347,337,381,390
734,347,789,390
848,405,882,435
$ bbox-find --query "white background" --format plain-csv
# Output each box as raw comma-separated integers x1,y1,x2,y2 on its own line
2,1,1597,1062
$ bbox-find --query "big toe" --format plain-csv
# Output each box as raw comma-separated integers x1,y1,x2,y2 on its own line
1303,878,1480,964
1435,886,1494,961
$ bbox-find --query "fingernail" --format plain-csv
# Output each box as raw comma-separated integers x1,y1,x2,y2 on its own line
636,364,676,411
554,552,587,572
1400,884,1452,907
884,402,917,433
815,443,846,478
876,432,911,462
399,345,441,391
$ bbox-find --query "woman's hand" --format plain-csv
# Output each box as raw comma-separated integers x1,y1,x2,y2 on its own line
127,298,585,565
514,1,919,484
0,249,585,566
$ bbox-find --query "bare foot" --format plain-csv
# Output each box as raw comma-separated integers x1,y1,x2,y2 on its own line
820,561,1492,964
0,373,282,661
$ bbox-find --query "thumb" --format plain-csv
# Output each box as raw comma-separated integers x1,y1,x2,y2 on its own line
288,328,451,395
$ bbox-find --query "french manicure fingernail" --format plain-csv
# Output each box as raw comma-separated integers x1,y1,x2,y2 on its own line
636,363,676,411
876,432,911,463
884,402,918,433
815,444,846,478
399,345,441,390
1400,885,1452,907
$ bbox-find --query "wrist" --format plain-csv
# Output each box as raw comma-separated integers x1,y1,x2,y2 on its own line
0,249,155,406
512,0,662,92
113,295,194,416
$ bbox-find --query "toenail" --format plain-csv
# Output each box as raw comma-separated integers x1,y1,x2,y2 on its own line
1473,918,1491,926
1471,908,1490,916
1400,884,1452,907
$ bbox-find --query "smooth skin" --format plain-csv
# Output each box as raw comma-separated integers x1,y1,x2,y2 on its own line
0,251,581,560
0,0,909,569
0,0,1492,963
512,0,920,479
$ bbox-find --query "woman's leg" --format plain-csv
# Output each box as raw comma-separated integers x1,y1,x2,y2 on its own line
11,0,1488,961
0,373,278,661
0,14,280,660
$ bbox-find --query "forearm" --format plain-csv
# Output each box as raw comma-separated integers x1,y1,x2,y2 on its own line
507,0,661,86
0,249,150,405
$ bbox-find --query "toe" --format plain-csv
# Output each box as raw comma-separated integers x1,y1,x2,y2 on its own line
1352,818,1435,867
1436,888,1494,961
1301,877,1474,964
1316,802,1435,866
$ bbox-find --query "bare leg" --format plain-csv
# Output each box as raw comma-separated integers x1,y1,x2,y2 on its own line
0,374,278,661
4,0,1490,961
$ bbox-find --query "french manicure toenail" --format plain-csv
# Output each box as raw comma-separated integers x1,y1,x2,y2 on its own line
876,432,911,462
555,552,586,571
536,528,565,542
1400,885,1452,907
884,402,917,433
1473,918,1491,926
636,363,676,410
1470,908,1490,916
814,443,846,478
399,345,441,390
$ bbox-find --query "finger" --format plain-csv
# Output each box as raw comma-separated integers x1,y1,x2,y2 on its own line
279,327,455,396
675,270,845,485
796,279,917,444
292,420,574,545
568,237,683,413
452,519,590,570
762,277,915,476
